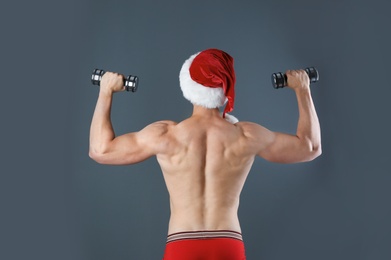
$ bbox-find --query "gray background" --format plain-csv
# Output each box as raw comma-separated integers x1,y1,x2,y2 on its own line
1,0,390,259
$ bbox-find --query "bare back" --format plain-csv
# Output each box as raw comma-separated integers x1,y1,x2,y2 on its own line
89,68,321,244
156,114,255,235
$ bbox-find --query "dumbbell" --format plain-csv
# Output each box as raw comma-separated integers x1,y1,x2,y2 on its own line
91,69,139,92
271,67,319,89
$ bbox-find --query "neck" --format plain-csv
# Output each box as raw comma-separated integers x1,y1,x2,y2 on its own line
192,105,221,117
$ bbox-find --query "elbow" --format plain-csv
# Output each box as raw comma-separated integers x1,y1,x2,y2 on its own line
89,150,106,164
89,143,110,164
298,139,321,162
311,144,322,159
306,142,322,161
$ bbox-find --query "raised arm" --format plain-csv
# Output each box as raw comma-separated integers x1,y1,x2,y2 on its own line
88,71,175,165
240,70,321,163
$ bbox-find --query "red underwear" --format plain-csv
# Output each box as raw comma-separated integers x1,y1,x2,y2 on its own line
162,230,246,260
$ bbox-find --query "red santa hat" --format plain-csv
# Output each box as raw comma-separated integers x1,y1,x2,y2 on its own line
179,48,238,124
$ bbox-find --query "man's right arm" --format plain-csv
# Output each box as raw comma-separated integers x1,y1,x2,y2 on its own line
240,70,322,163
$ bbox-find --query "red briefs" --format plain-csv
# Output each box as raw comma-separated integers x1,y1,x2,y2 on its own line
162,230,246,260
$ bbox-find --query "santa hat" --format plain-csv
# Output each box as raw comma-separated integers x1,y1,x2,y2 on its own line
179,48,238,124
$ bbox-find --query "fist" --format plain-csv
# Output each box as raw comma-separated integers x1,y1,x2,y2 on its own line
100,72,125,93
285,70,310,91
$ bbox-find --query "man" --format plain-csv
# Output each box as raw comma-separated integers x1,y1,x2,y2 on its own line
89,49,321,260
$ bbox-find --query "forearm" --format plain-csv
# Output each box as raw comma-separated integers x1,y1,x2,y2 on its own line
295,89,321,152
89,90,115,155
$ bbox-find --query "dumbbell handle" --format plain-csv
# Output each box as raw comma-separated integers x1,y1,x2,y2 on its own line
271,67,319,89
91,68,139,92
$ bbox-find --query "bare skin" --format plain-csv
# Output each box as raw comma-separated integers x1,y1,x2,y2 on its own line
89,70,321,235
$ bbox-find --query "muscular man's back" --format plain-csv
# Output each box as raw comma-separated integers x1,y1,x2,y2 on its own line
89,49,321,259
157,109,255,235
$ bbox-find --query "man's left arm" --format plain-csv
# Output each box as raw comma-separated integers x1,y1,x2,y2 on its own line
88,71,173,165
89,121,171,165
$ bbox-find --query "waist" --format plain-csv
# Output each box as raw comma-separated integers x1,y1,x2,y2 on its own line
167,230,243,243
168,212,241,235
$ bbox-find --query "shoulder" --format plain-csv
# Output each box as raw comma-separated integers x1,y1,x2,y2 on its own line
146,120,177,129
149,120,178,127
235,121,275,142
236,121,267,135
137,120,177,155
139,120,178,137
234,121,278,156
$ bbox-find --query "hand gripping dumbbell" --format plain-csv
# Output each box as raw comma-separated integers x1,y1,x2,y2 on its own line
91,69,139,92
271,67,319,89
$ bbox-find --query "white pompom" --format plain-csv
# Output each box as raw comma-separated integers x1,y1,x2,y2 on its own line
224,113,239,124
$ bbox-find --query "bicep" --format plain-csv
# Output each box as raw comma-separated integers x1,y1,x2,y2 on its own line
259,131,311,163
90,132,155,165
90,121,172,165
241,122,315,164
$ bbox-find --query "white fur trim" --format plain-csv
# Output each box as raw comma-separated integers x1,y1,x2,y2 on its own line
179,52,226,108
224,113,239,124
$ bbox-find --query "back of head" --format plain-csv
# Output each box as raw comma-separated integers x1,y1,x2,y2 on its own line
179,49,236,118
